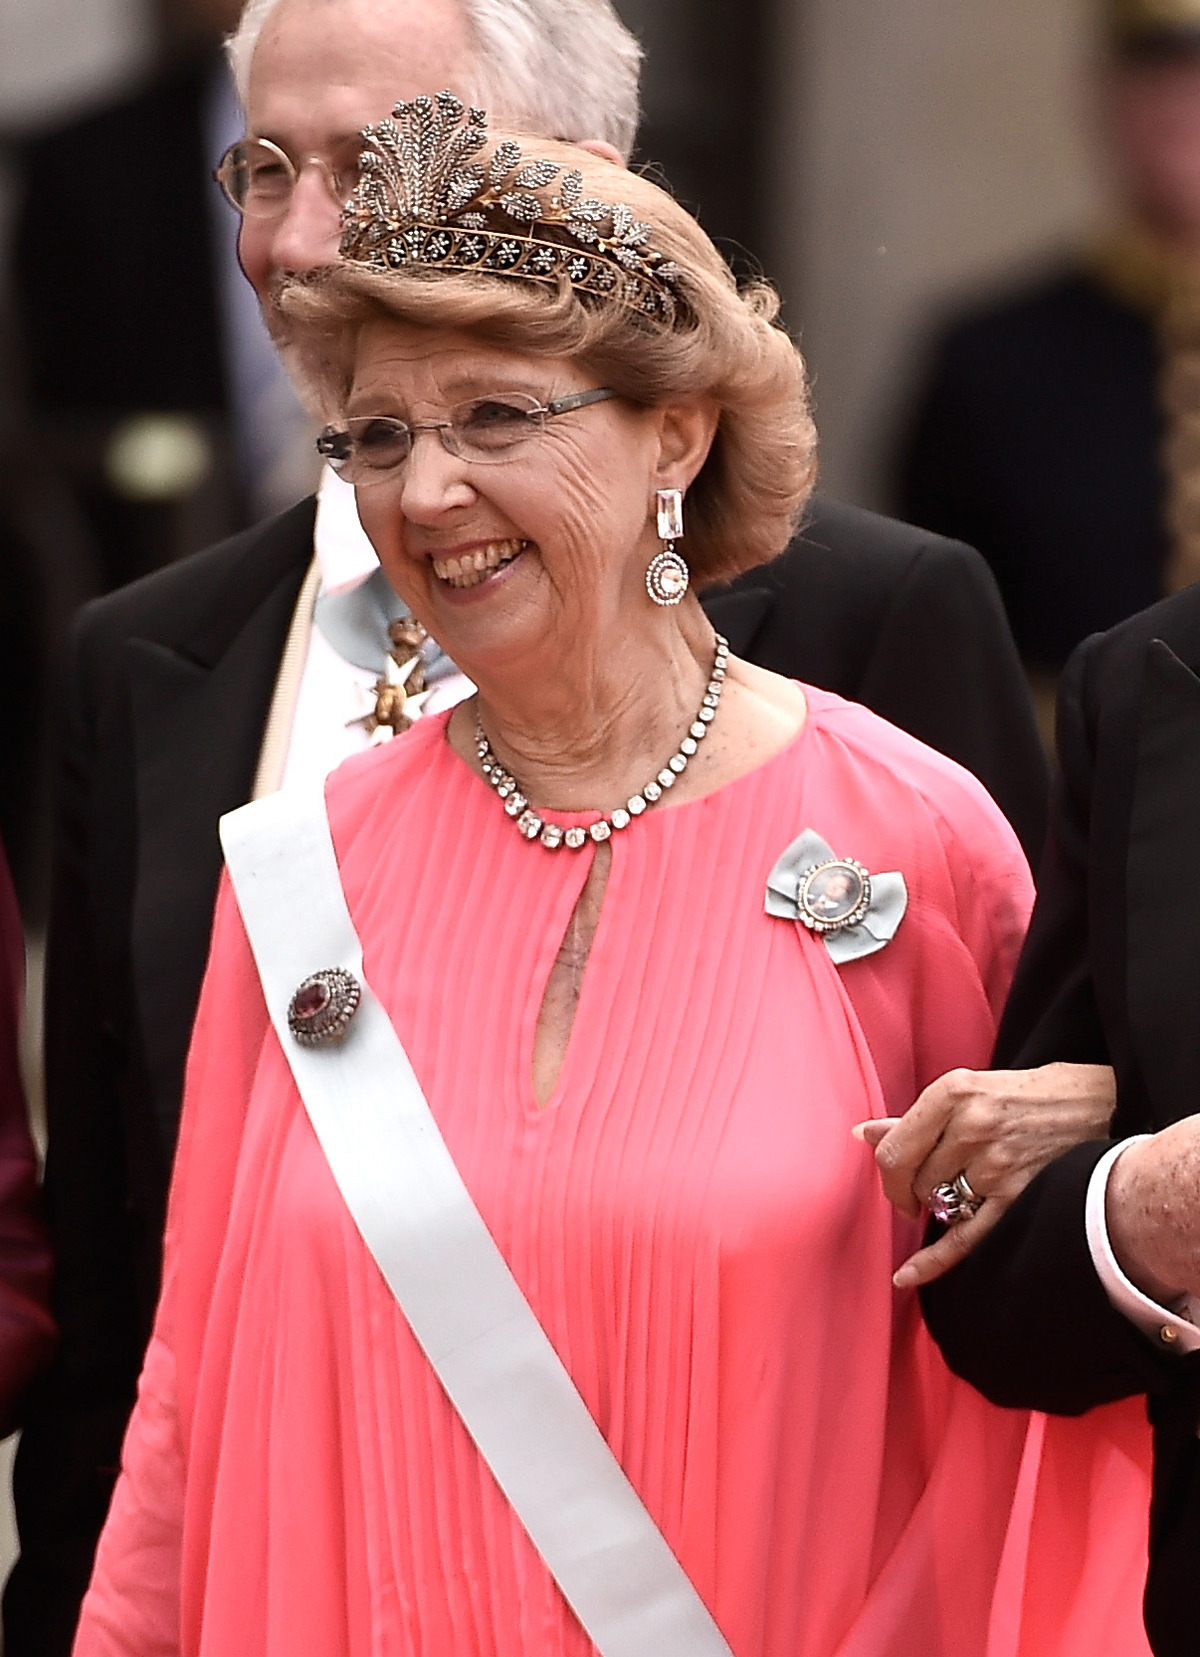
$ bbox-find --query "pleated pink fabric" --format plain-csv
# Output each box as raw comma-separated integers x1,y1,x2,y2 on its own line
988,1402,1154,1657
74,690,1132,1657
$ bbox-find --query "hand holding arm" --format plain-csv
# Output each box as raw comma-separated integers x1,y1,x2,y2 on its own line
856,1061,1116,1286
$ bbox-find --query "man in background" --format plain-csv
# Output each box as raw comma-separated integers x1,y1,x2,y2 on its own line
5,2,1048,1651
899,0,1200,690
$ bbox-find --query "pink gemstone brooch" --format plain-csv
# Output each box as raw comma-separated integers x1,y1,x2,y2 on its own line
287,968,362,1047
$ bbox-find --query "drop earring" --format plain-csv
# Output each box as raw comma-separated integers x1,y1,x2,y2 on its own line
646,488,690,606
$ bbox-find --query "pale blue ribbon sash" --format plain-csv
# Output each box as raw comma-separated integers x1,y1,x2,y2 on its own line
313,566,459,685
219,790,733,1657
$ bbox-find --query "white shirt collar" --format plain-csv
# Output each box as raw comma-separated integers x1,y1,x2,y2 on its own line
313,466,380,595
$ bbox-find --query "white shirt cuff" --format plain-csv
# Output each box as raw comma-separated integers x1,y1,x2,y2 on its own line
1085,1137,1200,1355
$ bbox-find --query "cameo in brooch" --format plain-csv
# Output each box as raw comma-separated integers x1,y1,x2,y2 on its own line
795,858,873,936
765,830,907,964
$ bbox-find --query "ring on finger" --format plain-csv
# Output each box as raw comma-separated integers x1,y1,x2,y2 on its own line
953,1171,980,1209
928,1171,983,1226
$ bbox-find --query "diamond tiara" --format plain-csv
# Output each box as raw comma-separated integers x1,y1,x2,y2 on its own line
338,90,683,325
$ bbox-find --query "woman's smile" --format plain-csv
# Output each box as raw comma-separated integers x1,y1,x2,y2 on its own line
347,323,672,658
431,537,532,589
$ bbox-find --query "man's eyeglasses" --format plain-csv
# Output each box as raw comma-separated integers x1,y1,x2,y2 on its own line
316,390,620,484
214,137,359,219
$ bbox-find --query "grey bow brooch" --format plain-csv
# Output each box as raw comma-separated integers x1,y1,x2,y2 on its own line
764,829,907,964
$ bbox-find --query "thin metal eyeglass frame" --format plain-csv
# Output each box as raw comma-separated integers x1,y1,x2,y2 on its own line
316,389,620,482
213,136,355,218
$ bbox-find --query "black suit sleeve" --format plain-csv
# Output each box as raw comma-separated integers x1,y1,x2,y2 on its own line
4,616,147,1657
920,640,1200,1413
856,537,1049,864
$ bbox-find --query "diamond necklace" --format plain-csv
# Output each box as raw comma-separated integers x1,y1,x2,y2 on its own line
474,633,730,851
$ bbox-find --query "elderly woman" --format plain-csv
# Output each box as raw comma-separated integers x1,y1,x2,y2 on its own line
74,95,1142,1657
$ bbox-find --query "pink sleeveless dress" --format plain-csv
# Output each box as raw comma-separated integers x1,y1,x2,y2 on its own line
74,691,1153,1657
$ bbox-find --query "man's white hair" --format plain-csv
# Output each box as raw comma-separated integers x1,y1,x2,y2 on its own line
227,0,643,163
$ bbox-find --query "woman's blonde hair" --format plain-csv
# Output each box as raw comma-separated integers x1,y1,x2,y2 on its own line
280,141,817,584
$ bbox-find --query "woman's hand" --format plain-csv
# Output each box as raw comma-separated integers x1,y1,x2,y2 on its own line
854,1062,1117,1289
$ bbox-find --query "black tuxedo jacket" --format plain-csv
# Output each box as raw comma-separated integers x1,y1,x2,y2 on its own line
4,491,1047,1656
922,585,1200,1657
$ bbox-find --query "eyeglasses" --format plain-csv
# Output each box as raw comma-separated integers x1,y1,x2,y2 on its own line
316,389,620,483
213,137,360,219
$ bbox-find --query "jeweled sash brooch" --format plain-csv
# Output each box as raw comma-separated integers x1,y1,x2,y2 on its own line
287,968,362,1046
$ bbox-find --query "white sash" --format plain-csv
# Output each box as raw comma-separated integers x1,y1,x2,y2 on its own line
219,789,733,1657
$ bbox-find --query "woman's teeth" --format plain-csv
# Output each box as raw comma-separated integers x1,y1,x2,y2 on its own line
432,539,529,588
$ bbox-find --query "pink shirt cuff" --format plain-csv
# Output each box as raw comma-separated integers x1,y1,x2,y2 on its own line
1085,1137,1200,1355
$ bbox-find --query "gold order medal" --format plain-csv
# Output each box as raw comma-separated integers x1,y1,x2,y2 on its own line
795,859,872,936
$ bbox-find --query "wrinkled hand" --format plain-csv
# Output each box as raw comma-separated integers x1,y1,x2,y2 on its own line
1107,1116,1200,1305
853,1062,1116,1289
